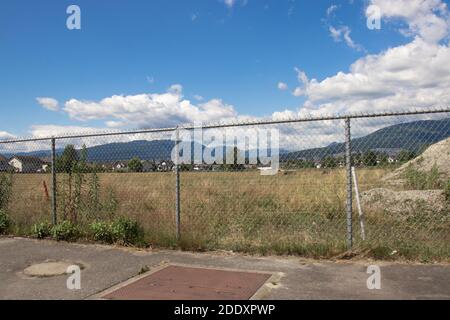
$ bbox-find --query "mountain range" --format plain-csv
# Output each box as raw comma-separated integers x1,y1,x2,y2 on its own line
2,118,449,162
283,118,450,161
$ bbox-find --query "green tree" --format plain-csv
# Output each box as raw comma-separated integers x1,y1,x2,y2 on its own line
362,151,378,167
85,172,101,218
322,156,337,168
378,153,389,166
180,164,193,171
76,144,88,172
351,152,362,166
56,145,79,174
128,157,143,172
56,145,79,221
54,144,119,222
73,145,88,221
0,173,13,211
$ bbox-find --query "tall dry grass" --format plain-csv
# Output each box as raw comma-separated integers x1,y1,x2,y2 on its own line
5,167,449,260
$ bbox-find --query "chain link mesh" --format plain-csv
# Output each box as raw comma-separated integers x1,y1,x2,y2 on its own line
350,113,450,259
0,109,448,259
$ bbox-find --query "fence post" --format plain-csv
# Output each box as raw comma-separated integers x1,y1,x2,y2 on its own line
175,128,181,241
352,166,366,241
344,118,353,249
51,138,57,225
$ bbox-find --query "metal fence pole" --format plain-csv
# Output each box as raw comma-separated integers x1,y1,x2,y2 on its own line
51,138,57,225
345,118,353,249
175,128,181,241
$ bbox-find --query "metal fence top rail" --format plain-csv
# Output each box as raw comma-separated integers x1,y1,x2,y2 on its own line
1,107,449,144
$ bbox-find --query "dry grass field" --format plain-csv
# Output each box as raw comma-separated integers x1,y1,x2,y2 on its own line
5,168,449,261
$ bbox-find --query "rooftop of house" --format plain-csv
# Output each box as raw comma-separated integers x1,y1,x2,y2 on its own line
10,155,48,165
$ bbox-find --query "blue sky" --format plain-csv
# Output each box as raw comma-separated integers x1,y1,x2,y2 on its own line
0,0,449,138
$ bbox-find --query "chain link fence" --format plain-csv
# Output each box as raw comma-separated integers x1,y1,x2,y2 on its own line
0,109,449,260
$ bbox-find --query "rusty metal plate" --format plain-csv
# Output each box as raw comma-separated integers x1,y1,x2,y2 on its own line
103,265,271,300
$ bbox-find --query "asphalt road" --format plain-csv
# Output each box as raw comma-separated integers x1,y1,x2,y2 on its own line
0,237,449,300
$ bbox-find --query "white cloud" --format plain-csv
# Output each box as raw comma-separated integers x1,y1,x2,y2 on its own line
294,38,450,108
25,125,154,151
327,4,338,17
0,131,16,140
29,125,107,138
222,0,248,9
193,94,205,101
105,121,125,128
292,67,309,96
369,0,449,43
36,97,59,111
329,26,341,41
328,26,364,51
286,0,450,116
168,84,182,94
0,126,112,153
325,3,363,52
63,85,238,129
223,0,236,8
226,0,235,7
291,37,450,114
277,82,288,91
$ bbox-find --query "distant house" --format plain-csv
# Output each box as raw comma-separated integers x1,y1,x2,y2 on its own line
8,156,49,173
388,156,396,164
112,161,128,171
157,160,174,172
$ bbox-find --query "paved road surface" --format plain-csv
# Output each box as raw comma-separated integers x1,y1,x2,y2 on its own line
0,237,449,300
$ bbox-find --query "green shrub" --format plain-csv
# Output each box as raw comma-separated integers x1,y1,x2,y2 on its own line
0,174,13,211
51,221,79,241
103,188,118,219
128,157,144,172
0,210,10,234
31,222,52,239
90,221,114,243
404,164,442,190
111,217,143,245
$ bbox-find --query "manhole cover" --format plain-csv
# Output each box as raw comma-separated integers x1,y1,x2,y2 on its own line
24,261,74,277
102,265,271,300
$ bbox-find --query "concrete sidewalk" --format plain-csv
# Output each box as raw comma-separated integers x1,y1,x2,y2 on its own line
0,237,449,300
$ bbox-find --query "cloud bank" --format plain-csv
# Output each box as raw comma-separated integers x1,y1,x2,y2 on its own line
289,0,450,118
63,84,238,129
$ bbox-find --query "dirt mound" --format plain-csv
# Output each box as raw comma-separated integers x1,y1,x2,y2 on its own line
360,188,447,216
383,137,450,182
